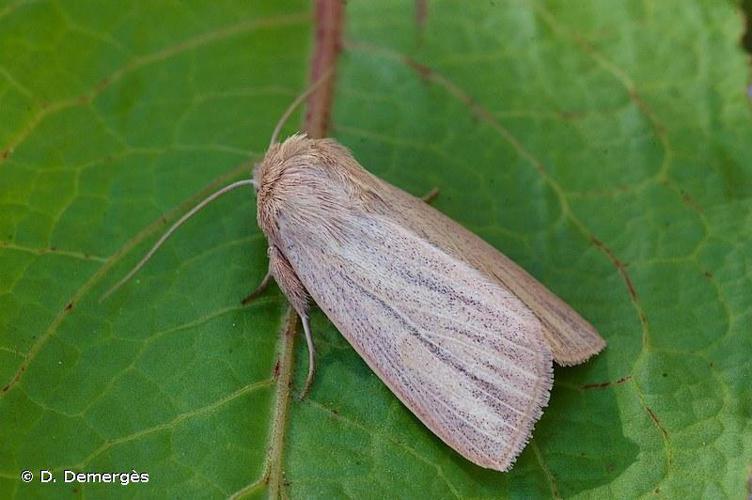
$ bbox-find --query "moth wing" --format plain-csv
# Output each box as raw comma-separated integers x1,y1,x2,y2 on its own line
279,210,553,471
376,182,606,366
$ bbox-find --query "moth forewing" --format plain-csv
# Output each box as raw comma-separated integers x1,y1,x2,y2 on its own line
369,179,607,366
254,135,567,470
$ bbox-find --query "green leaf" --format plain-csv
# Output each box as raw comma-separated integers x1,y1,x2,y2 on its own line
1,0,750,498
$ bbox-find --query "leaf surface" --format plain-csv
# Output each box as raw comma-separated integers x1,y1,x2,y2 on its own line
0,1,750,498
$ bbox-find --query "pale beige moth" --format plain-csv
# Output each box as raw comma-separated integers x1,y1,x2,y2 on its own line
106,76,606,472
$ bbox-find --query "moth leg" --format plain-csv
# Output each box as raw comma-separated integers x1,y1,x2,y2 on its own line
241,270,273,305
268,245,309,314
299,313,316,399
266,245,318,397
421,187,440,204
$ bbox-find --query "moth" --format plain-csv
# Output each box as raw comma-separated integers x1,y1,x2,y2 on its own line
106,73,606,472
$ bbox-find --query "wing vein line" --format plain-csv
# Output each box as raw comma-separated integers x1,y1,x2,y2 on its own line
343,255,541,357
341,271,537,422
400,303,541,378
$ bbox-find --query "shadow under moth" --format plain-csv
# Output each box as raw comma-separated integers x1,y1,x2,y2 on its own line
105,72,606,472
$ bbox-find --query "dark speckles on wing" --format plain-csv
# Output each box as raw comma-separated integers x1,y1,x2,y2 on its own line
277,207,553,469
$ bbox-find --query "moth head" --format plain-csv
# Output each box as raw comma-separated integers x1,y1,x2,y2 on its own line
254,67,335,194
254,133,319,241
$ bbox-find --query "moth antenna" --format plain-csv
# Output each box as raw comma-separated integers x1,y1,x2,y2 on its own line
269,66,334,146
100,178,256,302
